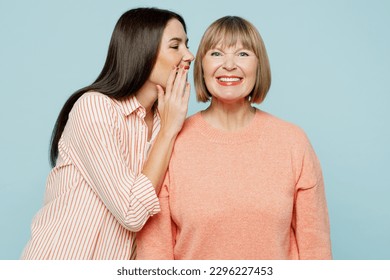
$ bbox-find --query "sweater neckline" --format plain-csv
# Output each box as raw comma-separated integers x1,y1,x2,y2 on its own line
193,109,268,144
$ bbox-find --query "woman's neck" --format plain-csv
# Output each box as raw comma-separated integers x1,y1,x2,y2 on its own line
202,98,256,131
135,81,158,114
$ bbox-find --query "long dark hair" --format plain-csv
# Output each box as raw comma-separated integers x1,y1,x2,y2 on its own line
50,8,186,167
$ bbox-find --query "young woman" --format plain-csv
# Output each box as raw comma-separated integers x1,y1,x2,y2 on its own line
137,16,332,260
21,7,194,260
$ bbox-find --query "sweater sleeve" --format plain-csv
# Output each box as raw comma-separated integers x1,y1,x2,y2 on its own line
136,172,176,259
293,138,332,260
66,93,160,232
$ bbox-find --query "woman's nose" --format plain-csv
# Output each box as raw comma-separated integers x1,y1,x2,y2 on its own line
183,49,195,62
222,54,237,70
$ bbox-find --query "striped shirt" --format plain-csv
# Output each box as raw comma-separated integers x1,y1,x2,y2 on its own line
21,91,161,259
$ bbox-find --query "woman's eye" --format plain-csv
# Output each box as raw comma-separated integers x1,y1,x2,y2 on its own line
170,46,179,49
210,51,222,57
238,52,249,57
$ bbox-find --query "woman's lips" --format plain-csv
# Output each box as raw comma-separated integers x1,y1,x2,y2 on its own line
216,76,243,86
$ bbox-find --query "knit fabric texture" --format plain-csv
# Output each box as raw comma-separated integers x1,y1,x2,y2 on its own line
137,110,332,259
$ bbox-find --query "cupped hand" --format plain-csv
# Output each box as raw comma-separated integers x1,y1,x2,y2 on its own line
157,66,190,137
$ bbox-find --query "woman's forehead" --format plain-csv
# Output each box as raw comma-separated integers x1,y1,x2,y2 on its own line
208,35,253,51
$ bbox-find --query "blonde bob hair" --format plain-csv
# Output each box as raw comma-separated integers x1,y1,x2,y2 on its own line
194,16,271,104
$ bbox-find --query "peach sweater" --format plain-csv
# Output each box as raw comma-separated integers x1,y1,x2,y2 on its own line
137,110,332,259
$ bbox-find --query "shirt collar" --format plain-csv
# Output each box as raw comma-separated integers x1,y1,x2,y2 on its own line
116,95,145,117
116,95,161,124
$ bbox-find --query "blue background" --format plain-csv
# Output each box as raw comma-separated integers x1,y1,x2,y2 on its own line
1,0,389,259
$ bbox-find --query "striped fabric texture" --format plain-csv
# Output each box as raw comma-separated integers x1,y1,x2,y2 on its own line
21,92,160,259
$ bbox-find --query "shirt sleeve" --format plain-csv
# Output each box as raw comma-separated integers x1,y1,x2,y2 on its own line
65,93,160,232
293,137,332,260
136,171,176,259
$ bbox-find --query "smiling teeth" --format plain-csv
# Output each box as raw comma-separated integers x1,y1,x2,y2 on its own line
219,77,240,82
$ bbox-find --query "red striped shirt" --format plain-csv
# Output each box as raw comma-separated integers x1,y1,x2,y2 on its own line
21,91,160,259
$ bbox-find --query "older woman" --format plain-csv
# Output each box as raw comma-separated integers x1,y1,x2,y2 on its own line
137,16,332,260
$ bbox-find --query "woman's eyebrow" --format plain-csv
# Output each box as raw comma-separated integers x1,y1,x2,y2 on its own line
169,37,189,44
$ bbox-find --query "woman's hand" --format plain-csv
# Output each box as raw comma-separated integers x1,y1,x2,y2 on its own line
142,66,190,191
157,65,190,137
